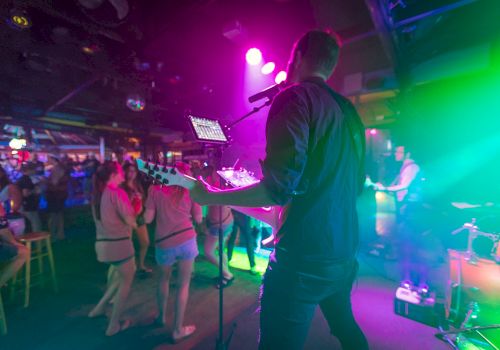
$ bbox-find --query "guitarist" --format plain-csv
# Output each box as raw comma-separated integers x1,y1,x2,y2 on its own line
191,30,368,350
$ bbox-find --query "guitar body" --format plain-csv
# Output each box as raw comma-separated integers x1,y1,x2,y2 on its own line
136,159,284,236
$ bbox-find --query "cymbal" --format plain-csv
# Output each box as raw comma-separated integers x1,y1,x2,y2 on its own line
451,202,500,213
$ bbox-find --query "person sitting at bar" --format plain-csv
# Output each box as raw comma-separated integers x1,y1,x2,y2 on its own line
0,165,24,236
0,204,29,288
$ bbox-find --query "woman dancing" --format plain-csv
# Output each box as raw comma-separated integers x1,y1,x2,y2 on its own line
122,162,152,276
89,161,137,336
144,162,202,342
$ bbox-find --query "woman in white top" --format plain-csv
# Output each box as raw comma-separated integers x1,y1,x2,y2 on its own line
88,161,137,336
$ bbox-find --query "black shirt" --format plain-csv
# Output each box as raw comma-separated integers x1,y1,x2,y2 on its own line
261,77,366,269
17,175,39,212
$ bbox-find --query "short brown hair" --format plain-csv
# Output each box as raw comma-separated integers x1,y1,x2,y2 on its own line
294,30,340,75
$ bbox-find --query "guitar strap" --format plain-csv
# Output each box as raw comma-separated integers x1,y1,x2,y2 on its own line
305,79,366,196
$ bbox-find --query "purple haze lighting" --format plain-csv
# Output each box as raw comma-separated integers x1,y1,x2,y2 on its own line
261,62,276,75
275,71,287,84
370,128,377,135
246,48,262,66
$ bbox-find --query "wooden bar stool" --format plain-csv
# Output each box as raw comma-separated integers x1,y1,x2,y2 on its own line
10,232,58,308
0,291,6,335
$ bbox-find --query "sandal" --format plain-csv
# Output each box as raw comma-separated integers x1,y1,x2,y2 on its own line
216,276,235,289
172,325,196,343
88,306,106,318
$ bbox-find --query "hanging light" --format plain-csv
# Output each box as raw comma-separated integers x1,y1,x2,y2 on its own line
126,94,146,112
8,8,32,30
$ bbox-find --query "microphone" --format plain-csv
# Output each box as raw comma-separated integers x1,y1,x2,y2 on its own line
248,82,286,103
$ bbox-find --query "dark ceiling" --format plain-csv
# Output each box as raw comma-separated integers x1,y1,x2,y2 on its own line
0,0,498,137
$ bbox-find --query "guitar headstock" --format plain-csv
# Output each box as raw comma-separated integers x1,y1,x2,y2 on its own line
136,159,194,189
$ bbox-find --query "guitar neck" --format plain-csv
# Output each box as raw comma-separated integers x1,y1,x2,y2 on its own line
173,174,197,191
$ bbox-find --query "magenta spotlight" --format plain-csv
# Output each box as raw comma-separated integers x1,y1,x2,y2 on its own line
261,62,276,75
370,129,377,135
246,48,262,66
275,70,287,84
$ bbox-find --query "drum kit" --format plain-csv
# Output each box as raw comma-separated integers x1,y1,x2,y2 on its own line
438,203,500,349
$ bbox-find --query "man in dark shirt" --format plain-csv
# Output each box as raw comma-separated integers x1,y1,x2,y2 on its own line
191,30,368,349
17,164,41,232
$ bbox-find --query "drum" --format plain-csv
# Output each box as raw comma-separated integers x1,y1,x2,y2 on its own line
447,249,500,326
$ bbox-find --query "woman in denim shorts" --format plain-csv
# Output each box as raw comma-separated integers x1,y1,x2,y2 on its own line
144,162,202,343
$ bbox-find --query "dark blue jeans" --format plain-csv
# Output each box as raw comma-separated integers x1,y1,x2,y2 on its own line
259,259,369,350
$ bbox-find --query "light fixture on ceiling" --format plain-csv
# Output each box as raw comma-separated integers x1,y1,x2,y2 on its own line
9,138,27,150
126,93,145,112
246,48,263,66
8,8,32,30
261,62,276,75
82,43,101,55
275,71,287,84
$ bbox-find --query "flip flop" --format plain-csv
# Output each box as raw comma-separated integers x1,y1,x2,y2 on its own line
106,319,132,337
172,325,196,343
88,307,106,318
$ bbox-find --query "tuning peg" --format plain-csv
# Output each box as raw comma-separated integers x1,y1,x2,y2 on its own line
170,168,177,175
162,179,169,185
154,163,160,171
155,174,162,181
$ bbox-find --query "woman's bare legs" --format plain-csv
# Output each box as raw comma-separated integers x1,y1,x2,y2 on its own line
0,244,29,287
106,258,136,336
88,265,119,318
203,234,233,280
172,259,196,338
135,225,151,271
156,264,173,325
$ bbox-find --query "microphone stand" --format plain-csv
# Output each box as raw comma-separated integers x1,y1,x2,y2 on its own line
227,98,273,129
214,98,272,350
213,144,235,350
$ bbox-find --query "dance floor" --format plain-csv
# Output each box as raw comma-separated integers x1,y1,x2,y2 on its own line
0,207,487,350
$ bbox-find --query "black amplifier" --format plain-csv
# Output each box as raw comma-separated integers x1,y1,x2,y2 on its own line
394,287,443,327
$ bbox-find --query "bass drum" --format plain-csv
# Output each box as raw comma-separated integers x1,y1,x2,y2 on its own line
447,249,500,345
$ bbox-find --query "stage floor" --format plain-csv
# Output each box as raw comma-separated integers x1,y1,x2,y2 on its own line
1,207,496,349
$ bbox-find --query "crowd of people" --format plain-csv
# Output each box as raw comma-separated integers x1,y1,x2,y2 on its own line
0,152,101,239
88,159,259,339
0,152,261,340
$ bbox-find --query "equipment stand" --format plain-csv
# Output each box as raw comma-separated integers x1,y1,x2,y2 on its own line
187,99,274,350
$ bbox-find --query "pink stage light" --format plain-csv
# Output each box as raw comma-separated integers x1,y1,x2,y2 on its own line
369,129,377,135
261,62,276,75
246,48,262,66
275,70,287,84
